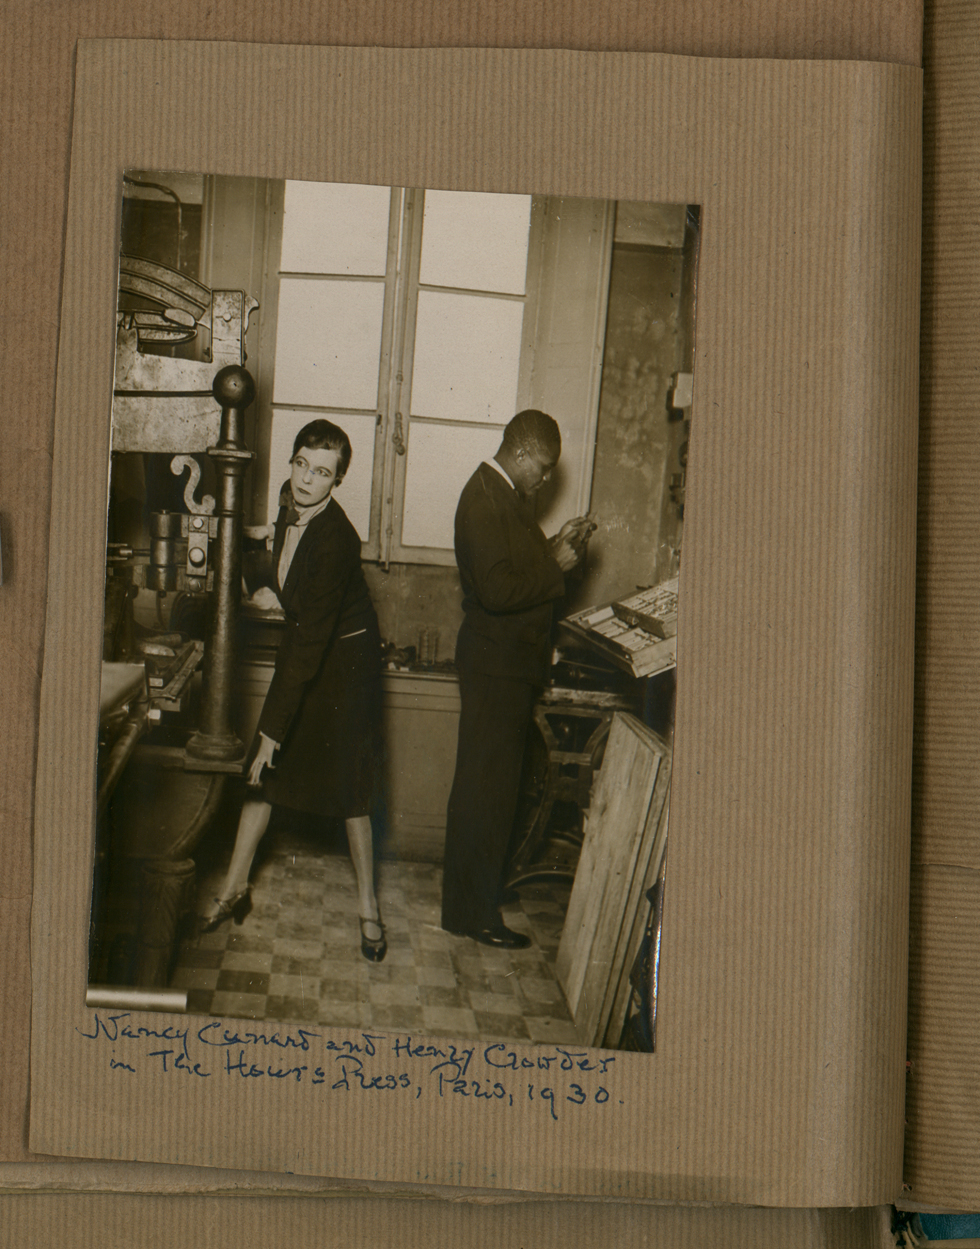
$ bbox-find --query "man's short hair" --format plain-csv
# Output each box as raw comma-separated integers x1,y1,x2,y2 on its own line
291,418,353,480
502,410,561,459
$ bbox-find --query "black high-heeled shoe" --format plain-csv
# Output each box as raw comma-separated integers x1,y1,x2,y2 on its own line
359,914,387,963
197,887,252,935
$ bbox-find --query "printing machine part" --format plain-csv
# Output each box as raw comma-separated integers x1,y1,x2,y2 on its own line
112,255,258,454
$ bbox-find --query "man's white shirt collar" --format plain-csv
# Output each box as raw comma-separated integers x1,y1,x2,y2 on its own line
484,458,517,491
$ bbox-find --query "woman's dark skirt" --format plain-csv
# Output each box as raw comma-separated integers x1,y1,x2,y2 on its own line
254,626,382,820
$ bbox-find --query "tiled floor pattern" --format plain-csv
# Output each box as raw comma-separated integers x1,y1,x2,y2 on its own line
172,826,580,1045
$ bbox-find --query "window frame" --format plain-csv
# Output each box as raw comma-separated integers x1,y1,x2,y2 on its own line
250,182,612,566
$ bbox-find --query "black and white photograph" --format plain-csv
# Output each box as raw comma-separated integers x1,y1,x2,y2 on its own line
90,171,699,1054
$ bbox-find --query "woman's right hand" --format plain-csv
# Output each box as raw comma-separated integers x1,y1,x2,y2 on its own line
247,586,280,612
248,733,278,787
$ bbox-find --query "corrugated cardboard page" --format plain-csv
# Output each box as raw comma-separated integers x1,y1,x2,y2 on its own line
0,17,928,1194
0,1193,894,1248
0,0,925,1188
27,40,921,1209
905,0,980,1210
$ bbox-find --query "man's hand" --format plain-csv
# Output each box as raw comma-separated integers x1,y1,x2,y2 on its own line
550,515,596,570
552,537,581,571
555,515,595,543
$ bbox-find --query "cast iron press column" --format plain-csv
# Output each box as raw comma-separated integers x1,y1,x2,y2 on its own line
186,364,256,762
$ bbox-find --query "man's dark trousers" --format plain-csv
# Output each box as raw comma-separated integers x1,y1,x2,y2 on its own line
440,666,537,934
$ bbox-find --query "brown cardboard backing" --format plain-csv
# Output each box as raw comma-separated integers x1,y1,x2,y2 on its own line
0,0,926,1242
25,39,921,1211
905,0,980,1207
0,1191,893,1248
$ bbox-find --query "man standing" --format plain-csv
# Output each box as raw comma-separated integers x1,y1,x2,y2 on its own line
441,410,592,948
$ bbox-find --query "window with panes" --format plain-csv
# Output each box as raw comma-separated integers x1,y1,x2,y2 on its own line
261,182,612,564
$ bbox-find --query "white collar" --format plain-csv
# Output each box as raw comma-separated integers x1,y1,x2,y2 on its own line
484,458,517,491
291,494,332,527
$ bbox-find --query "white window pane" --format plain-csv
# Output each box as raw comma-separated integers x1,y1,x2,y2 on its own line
265,408,377,542
419,191,530,294
400,422,504,549
281,181,391,275
411,291,523,423
273,278,384,410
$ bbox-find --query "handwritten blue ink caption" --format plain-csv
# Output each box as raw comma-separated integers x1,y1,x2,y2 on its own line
78,1016,620,1121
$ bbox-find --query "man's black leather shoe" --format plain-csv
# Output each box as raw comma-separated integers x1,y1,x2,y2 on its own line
447,923,531,950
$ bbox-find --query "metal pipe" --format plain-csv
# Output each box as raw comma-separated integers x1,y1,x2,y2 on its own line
96,713,145,820
186,365,255,761
85,985,188,1013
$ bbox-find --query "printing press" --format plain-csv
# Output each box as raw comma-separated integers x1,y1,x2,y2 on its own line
93,256,259,993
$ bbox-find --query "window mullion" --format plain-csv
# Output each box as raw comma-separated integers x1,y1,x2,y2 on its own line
391,194,536,563
366,186,405,562
382,187,425,567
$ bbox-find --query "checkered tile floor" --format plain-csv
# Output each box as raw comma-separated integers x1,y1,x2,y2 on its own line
172,825,580,1044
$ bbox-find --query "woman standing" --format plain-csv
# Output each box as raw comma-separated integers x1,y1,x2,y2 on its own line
197,419,386,962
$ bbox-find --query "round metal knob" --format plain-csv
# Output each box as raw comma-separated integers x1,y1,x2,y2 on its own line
212,364,256,410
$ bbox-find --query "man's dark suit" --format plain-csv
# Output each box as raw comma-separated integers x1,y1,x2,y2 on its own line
441,462,566,933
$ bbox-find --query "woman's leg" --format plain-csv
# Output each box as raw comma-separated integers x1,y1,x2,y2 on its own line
216,799,273,900
345,814,381,937
197,799,273,931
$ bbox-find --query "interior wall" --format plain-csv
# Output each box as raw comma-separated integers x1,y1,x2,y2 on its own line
651,205,700,587
524,196,614,534
570,241,687,612
365,563,464,658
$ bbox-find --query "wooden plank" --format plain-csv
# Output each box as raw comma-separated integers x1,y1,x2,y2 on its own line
557,712,670,1044
601,786,671,1048
556,715,657,1012
595,726,671,1047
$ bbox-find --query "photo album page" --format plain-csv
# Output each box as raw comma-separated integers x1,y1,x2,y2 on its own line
28,38,921,1209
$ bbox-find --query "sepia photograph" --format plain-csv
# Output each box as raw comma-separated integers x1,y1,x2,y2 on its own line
90,171,699,1055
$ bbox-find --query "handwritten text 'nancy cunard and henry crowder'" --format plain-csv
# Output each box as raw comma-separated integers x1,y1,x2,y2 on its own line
79,1014,620,1123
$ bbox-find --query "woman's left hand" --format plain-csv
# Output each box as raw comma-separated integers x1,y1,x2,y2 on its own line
248,733,278,787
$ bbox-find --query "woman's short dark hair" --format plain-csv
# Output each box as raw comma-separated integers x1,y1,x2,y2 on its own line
291,419,353,481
